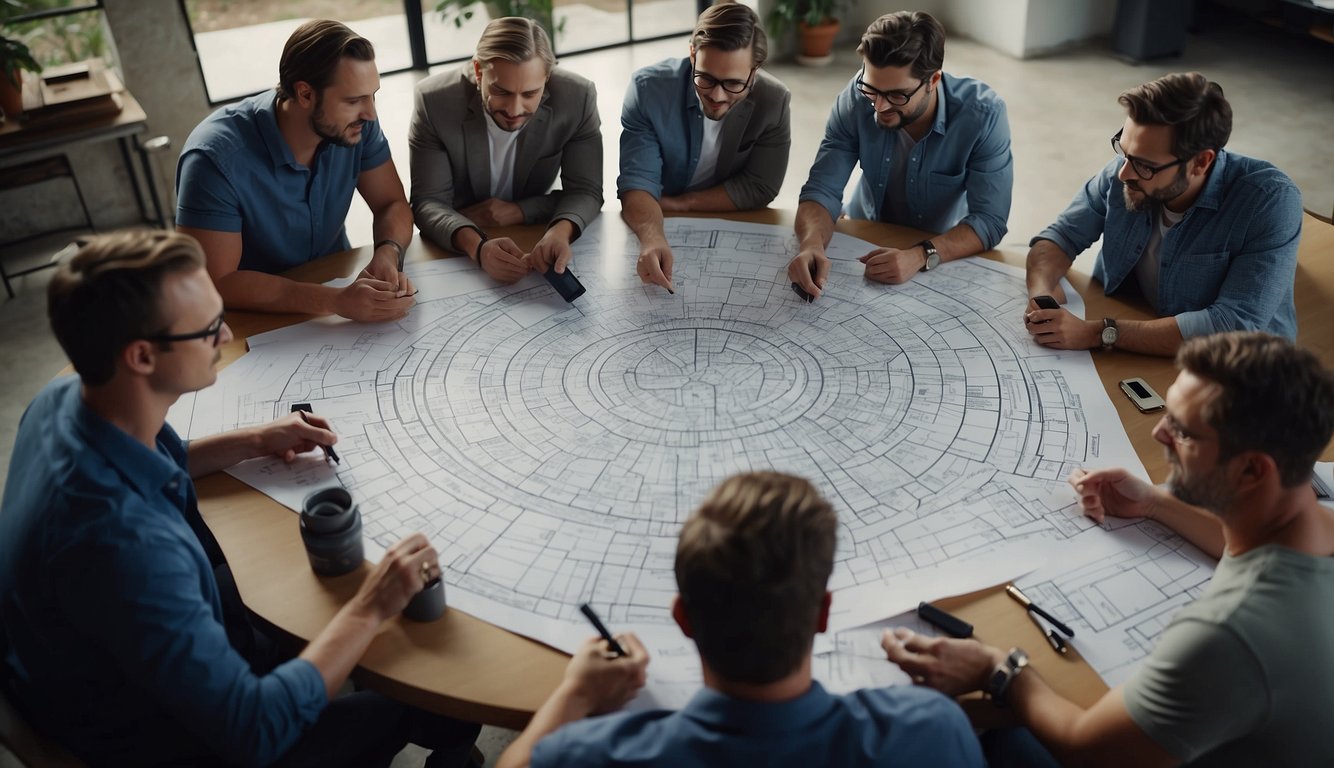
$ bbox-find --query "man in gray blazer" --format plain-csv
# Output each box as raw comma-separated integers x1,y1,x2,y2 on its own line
619,3,792,293
409,17,602,282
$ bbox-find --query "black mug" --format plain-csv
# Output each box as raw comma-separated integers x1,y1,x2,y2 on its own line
300,487,363,576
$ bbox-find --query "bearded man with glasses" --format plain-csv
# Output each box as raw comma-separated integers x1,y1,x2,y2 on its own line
790,11,1013,299
619,2,792,294
1023,72,1302,356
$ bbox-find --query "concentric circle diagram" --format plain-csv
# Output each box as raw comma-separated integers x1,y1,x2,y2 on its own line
187,219,1134,642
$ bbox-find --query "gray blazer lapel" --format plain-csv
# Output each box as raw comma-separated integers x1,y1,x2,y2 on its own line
715,98,754,181
513,89,553,196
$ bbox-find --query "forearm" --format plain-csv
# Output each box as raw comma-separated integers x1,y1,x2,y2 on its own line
621,190,669,248
662,184,737,213
1147,491,1225,559
795,200,835,251
215,270,338,316
186,428,265,478
371,199,413,250
298,600,384,699
452,226,486,265
1008,671,1102,766
1026,239,1072,296
1109,317,1184,357
929,222,986,262
497,681,595,768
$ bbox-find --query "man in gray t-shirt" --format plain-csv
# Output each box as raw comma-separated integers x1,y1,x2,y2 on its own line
883,331,1334,767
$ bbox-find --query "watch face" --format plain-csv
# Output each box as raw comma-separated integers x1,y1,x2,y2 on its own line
925,252,941,271
1101,326,1118,345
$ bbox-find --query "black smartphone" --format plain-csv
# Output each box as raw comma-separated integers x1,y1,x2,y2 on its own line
543,266,586,303
1032,295,1060,310
791,282,814,303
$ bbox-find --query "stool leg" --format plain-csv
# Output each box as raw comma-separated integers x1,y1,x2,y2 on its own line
137,145,166,227
63,156,97,234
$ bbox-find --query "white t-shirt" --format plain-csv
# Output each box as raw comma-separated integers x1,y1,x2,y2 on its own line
688,97,726,190
486,113,523,200
1133,206,1185,311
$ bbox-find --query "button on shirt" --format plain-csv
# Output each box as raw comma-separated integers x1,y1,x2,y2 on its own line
799,73,1013,249
1032,151,1301,339
530,681,984,767
176,89,392,273
0,377,326,765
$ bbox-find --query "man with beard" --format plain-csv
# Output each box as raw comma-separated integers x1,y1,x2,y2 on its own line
409,17,602,282
177,20,416,322
619,3,792,293
0,231,481,765
789,11,1012,299
1023,73,1302,355
885,331,1334,766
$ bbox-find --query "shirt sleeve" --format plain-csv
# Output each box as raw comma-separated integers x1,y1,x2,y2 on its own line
798,81,861,223
359,117,392,172
176,150,243,233
722,85,792,210
1173,176,1302,339
958,96,1012,250
616,74,667,200
408,84,476,254
1123,617,1269,762
1031,159,1117,257
55,518,327,766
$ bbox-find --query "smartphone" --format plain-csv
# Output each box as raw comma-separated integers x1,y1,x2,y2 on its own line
543,266,586,303
1119,377,1165,412
1032,295,1060,310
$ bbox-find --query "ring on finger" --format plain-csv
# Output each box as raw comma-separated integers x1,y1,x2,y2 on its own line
420,561,433,583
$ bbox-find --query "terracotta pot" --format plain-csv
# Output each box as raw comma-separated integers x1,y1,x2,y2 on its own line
0,68,22,119
797,18,841,60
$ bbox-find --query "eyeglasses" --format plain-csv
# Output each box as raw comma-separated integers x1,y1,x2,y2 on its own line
149,312,226,348
692,67,755,95
855,69,930,106
1111,128,1190,180
1162,413,1213,445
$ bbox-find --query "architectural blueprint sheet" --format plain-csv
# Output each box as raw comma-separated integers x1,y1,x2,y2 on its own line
169,217,1204,702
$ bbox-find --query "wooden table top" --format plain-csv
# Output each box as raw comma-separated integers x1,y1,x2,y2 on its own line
199,211,1334,729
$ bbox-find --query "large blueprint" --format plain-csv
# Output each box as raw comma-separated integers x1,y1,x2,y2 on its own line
171,218,1209,703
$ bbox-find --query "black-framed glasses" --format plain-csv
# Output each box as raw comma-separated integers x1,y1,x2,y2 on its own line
149,312,226,348
1161,413,1213,445
692,67,755,95
855,69,930,106
1111,128,1190,180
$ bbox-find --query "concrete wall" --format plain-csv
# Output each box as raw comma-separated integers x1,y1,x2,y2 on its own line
848,0,1116,61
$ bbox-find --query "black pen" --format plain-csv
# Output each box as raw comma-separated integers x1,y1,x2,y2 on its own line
1028,611,1069,655
1006,584,1074,638
290,403,340,465
578,603,626,657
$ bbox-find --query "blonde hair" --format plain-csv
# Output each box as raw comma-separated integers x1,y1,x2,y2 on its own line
474,17,555,72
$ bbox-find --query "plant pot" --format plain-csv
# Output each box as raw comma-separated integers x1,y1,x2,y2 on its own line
797,18,840,65
0,69,22,119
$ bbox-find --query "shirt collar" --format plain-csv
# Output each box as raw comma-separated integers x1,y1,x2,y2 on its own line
929,74,949,137
680,681,837,734
1191,149,1229,211
66,384,185,500
256,90,302,171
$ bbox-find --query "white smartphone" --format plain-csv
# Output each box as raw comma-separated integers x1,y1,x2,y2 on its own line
1119,377,1165,412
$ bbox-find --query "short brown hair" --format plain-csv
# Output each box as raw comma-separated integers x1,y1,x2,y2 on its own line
675,472,837,684
48,231,205,386
858,11,944,78
1119,73,1232,159
277,20,375,101
475,16,555,72
692,2,768,68
1176,332,1334,488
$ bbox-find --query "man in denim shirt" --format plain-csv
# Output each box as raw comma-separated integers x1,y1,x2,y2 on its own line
790,11,1012,299
0,231,479,766
1024,73,1301,356
619,3,792,293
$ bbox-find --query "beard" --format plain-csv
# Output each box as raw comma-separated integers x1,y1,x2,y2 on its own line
1167,455,1235,514
875,93,930,132
1122,164,1189,213
311,96,363,148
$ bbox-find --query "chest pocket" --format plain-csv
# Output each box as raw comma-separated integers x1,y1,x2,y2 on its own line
1161,249,1231,313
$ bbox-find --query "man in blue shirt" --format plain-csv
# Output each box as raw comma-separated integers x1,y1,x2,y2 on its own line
0,230,479,766
496,472,984,768
177,20,416,323
619,3,792,293
790,11,1012,299
1023,73,1302,356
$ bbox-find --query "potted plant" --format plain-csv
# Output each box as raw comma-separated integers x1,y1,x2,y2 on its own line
0,33,40,118
435,0,565,47
767,0,849,66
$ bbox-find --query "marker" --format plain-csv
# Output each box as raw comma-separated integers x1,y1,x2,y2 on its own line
290,403,340,465
1006,584,1074,638
916,601,973,638
578,603,626,657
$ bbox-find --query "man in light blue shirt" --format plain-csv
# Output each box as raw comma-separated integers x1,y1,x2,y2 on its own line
619,3,792,293
0,230,479,765
177,20,415,323
496,473,984,768
790,11,1012,299
1024,73,1301,356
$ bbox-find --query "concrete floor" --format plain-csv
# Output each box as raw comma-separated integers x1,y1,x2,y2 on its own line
0,12,1331,766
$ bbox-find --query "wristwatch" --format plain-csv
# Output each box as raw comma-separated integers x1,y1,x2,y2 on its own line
986,647,1030,706
1100,317,1119,350
917,239,941,272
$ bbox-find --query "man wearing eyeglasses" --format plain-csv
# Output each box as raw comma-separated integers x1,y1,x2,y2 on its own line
789,11,1012,299
1023,73,1301,355
410,17,603,282
0,231,481,765
619,3,792,293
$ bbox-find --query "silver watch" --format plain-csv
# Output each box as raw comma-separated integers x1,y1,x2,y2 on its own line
918,239,940,272
1100,317,1119,350
986,647,1029,706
